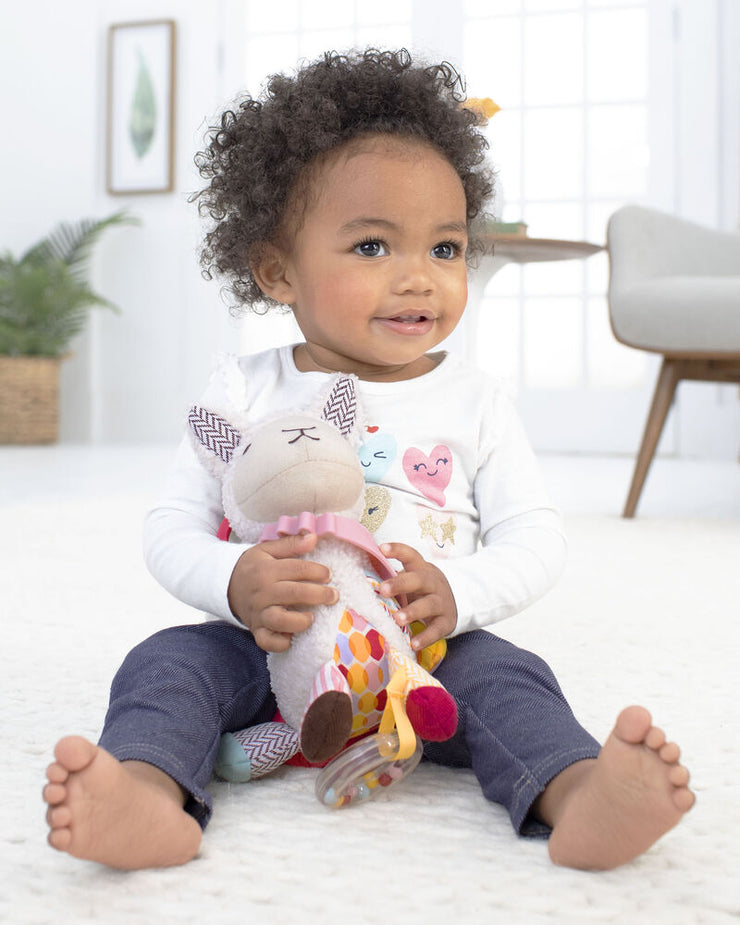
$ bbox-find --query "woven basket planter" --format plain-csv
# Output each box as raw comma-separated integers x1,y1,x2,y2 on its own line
0,356,62,444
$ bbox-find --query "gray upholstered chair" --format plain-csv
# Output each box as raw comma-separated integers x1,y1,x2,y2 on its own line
607,205,740,517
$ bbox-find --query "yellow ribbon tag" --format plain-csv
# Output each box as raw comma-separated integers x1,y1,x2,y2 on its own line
378,665,418,760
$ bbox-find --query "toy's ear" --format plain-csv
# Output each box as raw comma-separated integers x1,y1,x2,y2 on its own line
188,404,244,472
319,376,359,439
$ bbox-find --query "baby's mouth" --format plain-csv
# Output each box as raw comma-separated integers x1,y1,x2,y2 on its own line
383,311,434,323
393,313,429,323
376,313,436,336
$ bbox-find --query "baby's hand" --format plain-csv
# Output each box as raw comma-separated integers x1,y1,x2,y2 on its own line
228,533,338,653
379,543,457,650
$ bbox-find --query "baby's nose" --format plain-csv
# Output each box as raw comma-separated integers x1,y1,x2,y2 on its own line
393,255,433,294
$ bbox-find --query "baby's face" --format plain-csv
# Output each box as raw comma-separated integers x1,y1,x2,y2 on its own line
276,135,469,382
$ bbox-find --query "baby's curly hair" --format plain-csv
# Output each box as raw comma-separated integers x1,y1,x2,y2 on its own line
194,48,494,310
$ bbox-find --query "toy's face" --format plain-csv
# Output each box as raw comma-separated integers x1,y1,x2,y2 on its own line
228,415,365,523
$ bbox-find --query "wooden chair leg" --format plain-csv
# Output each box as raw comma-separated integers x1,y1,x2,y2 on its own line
623,358,681,518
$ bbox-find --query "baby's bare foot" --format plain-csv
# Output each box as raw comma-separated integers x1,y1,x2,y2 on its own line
546,706,694,870
43,736,202,870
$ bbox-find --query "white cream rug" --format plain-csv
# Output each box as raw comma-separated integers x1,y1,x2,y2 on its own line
2,447,739,924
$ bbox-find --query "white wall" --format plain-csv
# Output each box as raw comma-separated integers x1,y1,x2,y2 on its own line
649,0,740,231
1,0,247,443
647,0,740,459
718,0,740,232
1,2,98,440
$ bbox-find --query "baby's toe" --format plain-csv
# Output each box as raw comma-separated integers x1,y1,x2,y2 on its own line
645,726,666,750
673,786,696,812
659,741,680,763
48,826,72,851
615,705,652,743
43,782,66,805
668,763,690,787
54,735,98,772
47,804,72,828
46,762,69,784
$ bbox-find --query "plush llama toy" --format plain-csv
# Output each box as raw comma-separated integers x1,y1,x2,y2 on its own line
187,373,458,805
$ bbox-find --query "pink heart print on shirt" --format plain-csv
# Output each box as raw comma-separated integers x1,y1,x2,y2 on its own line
402,446,453,506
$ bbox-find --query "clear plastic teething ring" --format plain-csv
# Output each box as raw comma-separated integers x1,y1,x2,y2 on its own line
315,732,423,809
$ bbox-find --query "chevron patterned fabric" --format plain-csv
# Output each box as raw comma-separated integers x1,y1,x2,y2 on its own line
188,405,242,464
321,377,357,436
232,722,300,778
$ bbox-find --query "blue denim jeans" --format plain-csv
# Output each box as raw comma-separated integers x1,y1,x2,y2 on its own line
99,624,600,834
425,630,600,835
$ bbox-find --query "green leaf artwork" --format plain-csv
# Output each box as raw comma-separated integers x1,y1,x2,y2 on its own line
128,49,157,159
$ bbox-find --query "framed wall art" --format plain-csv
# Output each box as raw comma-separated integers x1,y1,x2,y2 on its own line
106,20,176,195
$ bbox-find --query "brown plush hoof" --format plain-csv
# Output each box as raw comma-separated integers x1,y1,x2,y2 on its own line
300,691,353,764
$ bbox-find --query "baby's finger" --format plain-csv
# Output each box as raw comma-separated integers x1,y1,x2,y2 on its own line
380,542,424,570
262,605,315,636
271,556,333,586
260,532,320,560
258,579,338,611
252,625,294,653
396,593,444,626
380,570,424,601
406,618,445,652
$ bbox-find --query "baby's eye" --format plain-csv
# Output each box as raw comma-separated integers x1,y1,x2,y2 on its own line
354,239,388,258
431,241,462,260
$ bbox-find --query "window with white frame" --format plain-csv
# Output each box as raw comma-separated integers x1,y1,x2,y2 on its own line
463,0,650,404
243,0,412,94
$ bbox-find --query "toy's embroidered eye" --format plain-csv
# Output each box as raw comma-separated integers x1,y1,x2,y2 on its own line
436,457,449,466
413,463,427,472
240,443,252,456
374,452,387,459
282,426,320,444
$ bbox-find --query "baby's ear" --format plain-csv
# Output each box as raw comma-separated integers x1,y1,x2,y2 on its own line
188,404,244,475
250,242,295,306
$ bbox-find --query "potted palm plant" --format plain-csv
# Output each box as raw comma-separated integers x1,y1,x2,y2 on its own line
0,212,137,443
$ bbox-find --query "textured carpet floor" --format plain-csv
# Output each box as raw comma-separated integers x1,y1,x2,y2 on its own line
2,448,739,924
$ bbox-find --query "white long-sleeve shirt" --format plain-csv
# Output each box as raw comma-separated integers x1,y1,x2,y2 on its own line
144,346,567,637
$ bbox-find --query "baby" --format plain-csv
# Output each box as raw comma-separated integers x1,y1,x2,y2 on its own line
43,48,693,871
